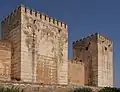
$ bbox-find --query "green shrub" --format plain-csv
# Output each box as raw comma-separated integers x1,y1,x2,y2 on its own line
99,87,120,92
73,87,92,92
0,86,24,92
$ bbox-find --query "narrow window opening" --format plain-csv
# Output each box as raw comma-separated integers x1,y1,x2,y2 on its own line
105,47,107,51
45,16,46,20
49,18,51,22
58,29,61,33
102,41,104,43
40,14,42,19
80,60,82,62
85,47,88,50
25,8,27,13
33,20,36,24
35,12,37,16
30,10,32,15
108,45,111,47
47,32,48,35
61,22,62,26
57,21,59,25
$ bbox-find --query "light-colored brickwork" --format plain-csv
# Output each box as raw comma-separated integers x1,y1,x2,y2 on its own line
97,34,113,87
36,55,57,84
20,5,68,84
72,33,113,87
1,4,114,87
0,40,11,81
1,5,68,84
68,59,84,86
1,6,21,81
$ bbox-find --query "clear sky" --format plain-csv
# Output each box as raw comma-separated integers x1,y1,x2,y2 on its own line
0,0,120,87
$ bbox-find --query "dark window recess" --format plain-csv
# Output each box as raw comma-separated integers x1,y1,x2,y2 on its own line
74,58,77,60
25,8,27,12
49,18,51,22
58,29,61,33
33,20,36,24
45,16,46,20
38,29,40,32
61,22,62,26
40,14,42,19
80,60,82,62
88,42,91,45
85,47,89,50
35,12,37,16
105,47,107,51
108,45,111,47
102,41,104,43
57,21,59,25
30,10,32,14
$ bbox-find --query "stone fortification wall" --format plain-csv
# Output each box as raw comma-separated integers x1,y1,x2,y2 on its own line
68,59,84,86
0,40,11,81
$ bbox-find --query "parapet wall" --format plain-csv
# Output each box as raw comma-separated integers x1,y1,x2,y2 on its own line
21,4,68,29
72,33,112,47
1,5,21,29
68,59,84,86
1,4,68,30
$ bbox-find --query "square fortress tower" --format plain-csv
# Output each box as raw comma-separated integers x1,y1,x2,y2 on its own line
1,5,68,84
72,33,113,87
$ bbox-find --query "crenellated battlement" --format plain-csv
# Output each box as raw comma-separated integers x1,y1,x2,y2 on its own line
72,33,97,45
21,4,68,29
1,4,68,29
72,33,112,46
1,5,21,26
97,33,112,45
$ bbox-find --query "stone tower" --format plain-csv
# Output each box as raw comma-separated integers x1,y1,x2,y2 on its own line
72,33,113,87
1,5,68,84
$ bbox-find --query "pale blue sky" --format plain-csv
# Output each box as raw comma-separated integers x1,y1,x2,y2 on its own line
0,0,120,87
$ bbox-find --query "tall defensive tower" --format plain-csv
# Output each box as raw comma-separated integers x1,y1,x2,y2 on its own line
72,33,113,87
1,5,68,84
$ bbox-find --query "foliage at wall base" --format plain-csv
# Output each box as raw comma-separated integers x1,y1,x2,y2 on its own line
0,86,24,92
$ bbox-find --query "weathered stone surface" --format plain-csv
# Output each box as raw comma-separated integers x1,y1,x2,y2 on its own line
72,33,113,87
1,4,113,88
1,5,68,84
21,6,68,84
0,40,11,81
68,60,84,86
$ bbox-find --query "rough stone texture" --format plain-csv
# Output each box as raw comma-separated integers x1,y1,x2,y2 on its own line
97,34,113,87
1,6,21,81
0,81,101,92
0,40,11,81
68,60,84,86
21,6,68,84
36,55,57,84
1,4,114,87
72,33,113,87
1,5,68,84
